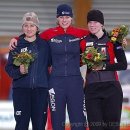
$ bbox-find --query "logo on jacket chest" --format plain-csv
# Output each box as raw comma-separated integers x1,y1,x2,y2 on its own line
21,47,28,52
86,42,107,47
51,38,62,43
69,38,80,42
50,38,80,44
86,42,94,47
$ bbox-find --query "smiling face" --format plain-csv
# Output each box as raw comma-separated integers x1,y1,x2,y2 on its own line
57,16,72,30
22,22,38,38
88,21,103,35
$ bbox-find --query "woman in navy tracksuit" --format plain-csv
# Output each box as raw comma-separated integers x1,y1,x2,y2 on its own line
81,10,127,130
41,4,89,130
5,12,50,130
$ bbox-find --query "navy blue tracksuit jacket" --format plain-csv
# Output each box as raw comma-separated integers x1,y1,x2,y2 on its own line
6,35,50,88
40,26,89,130
5,34,50,130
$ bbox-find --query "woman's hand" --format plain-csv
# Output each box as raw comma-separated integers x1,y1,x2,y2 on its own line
9,38,18,50
92,64,103,71
20,65,28,74
122,38,127,48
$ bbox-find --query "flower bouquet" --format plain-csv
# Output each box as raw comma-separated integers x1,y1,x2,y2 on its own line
109,25,129,46
81,47,106,69
12,50,35,73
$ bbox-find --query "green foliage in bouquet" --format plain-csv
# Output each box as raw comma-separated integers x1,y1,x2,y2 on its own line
12,51,35,72
109,25,129,43
81,47,106,69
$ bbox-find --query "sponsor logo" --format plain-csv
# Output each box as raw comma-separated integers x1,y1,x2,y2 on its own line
51,38,62,43
69,38,80,42
101,47,106,55
21,47,28,52
62,11,70,15
117,46,123,50
97,43,106,46
83,96,87,117
86,42,93,47
49,88,56,111
15,111,21,116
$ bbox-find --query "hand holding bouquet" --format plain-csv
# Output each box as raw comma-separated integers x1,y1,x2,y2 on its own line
81,47,106,69
12,51,35,73
109,25,129,47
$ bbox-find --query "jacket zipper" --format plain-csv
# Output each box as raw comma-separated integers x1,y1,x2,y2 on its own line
64,36,67,76
31,42,37,89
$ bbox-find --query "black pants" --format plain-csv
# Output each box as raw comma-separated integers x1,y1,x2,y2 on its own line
13,88,48,130
85,81,123,130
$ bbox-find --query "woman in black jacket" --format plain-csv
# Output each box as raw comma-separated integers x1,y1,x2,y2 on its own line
81,10,127,130
5,12,50,130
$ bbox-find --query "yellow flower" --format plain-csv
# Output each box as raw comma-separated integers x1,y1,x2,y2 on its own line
109,25,129,44
12,51,35,73
111,37,117,42
81,47,106,69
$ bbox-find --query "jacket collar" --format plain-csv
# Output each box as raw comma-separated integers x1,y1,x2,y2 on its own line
56,25,74,34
